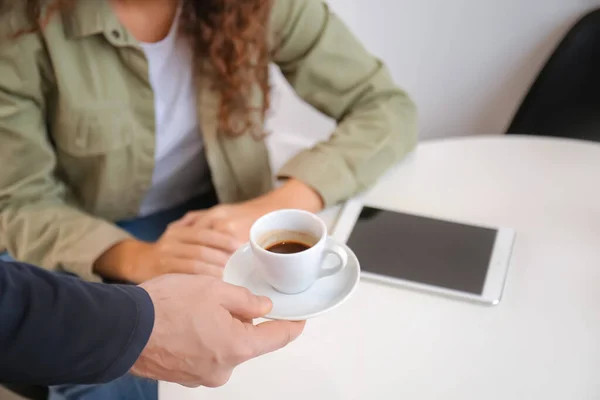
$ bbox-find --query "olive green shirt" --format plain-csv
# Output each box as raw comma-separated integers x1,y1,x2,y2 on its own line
0,0,417,281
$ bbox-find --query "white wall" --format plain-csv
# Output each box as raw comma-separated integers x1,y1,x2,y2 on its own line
266,0,599,150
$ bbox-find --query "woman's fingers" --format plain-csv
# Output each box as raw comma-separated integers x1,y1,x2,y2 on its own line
171,211,205,227
166,243,232,268
163,258,224,278
171,227,241,253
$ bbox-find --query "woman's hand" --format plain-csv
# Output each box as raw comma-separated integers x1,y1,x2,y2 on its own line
177,201,273,243
178,179,324,242
94,180,322,282
94,223,242,284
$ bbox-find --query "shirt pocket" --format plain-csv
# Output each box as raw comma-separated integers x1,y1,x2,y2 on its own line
51,106,136,217
53,107,133,156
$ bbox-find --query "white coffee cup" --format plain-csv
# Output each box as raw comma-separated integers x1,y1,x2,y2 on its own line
249,209,349,294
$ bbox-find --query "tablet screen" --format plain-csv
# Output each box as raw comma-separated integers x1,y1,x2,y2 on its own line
346,207,498,295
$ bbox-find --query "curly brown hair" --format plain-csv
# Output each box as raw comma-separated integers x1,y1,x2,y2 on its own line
2,0,273,137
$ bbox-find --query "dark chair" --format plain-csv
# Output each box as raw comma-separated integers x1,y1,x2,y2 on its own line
2,384,48,400
507,8,600,142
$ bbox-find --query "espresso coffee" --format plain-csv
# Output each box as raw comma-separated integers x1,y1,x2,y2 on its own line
266,241,312,254
250,210,348,294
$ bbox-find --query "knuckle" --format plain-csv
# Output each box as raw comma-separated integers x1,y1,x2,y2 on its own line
218,204,231,213
204,371,232,388
239,287,255,302
210,206,225,218
185,211,197,219
224,220,236,231
215,220,235,234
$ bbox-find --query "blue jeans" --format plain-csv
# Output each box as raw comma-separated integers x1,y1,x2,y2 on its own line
4,191,218,400
49,374,158,400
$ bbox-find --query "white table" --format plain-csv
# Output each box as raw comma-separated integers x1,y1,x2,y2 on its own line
161,136,600,400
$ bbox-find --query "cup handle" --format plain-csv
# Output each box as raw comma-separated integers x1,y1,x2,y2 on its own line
319,239,349,279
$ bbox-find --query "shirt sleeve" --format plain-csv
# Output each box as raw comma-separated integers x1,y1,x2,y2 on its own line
271,0,418,206
0,17,133,282
0,260,155,385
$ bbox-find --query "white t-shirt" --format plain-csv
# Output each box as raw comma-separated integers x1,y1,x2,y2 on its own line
138,10,211,216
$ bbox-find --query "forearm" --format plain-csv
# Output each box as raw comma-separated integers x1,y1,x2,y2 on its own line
279,85,417,206
0,203,132,282
272,0,418,206
0,261,154,385
250,178,324,213
93,239,152,284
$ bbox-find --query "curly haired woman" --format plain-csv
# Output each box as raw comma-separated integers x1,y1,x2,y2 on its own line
0,0,417,283
0,0,415,396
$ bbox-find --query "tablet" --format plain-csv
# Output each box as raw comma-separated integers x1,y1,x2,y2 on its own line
331,201,515,305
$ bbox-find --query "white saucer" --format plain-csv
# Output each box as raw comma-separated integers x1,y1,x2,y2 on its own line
224,240,361,321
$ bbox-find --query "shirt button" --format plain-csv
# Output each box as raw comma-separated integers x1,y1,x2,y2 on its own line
111,30,121,39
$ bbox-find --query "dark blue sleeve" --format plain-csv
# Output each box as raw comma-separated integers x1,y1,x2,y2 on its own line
0,261,155,385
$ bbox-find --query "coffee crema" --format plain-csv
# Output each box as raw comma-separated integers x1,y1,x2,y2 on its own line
265,241,312,254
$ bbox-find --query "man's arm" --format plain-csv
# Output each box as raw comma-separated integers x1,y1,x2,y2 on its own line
0,260,304,389
0,261,154,385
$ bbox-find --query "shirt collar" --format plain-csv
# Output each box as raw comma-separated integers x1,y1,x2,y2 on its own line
62,0,124,40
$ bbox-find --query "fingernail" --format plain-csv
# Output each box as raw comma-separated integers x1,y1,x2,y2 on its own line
259,296,272,312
